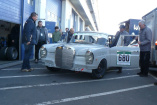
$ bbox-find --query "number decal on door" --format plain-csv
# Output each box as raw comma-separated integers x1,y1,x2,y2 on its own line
117,52,131,65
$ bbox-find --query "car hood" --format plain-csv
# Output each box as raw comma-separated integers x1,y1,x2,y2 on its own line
45,43,106,56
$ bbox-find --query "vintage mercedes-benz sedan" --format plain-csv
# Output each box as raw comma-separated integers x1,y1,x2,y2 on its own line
40,32,139,78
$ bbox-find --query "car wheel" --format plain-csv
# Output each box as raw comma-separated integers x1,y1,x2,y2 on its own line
92,59,107,79
46,66,60,72
0,47,8,60
6,47,18,60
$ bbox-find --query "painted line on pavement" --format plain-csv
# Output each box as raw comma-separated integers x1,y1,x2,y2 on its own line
1,68,139,71
0,73,72,79
34,84,154,105
0,75,138,91
1,68,46,71
149,73,157,80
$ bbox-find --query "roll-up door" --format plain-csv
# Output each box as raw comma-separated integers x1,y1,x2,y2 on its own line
0,0,21,24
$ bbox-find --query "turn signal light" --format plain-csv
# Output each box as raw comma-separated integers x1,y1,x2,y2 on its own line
155,40,157,46
155,40,157,50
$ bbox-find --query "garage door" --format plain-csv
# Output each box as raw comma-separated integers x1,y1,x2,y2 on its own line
0,0,21,24
23,0,35,23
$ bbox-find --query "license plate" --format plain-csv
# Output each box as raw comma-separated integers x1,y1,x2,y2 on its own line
117,51,131,65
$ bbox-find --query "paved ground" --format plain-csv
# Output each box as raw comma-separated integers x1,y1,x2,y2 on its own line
0,61,157,105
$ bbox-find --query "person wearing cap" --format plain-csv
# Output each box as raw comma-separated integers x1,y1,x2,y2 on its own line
52,26,61,43
119,25,130,46
110,25,130,73
137,20,152,77
110,25,130,47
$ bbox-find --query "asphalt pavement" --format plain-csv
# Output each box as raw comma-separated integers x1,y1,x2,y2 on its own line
0,61,157,105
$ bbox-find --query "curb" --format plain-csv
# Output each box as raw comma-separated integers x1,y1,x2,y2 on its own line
0,61,23,69
0,60,34,70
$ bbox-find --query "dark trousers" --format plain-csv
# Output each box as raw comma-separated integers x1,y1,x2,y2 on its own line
140,51,150,75
22,44,34,69
35,41,46,60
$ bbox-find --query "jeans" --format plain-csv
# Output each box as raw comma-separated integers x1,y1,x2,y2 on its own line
35,41,46,60
140,51,150,75
21,43,34,69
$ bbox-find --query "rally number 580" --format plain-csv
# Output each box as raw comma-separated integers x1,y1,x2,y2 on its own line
118,54,130,62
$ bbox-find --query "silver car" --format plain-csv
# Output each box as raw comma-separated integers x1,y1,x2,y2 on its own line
40,32,139,79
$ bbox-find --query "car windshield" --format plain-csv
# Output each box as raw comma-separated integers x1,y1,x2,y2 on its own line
70,33,109,46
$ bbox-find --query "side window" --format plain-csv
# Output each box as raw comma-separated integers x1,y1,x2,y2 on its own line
117,35,139,47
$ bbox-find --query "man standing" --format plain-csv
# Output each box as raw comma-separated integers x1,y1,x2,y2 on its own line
21,12,38,72
67,28,74,43
137,20,152,77
118,25,130,73
52,26,61,43
111,25,130,47
110,25,130,73
35,21,49,63
10,24,20,55
119,25,130,46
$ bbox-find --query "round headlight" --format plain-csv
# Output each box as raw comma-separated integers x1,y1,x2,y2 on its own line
85,51,94,64
40,47,47,58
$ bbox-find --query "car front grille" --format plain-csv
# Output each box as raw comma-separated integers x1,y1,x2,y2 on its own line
55,47,75,69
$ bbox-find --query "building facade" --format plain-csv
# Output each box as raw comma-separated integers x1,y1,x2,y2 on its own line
0,0,99,60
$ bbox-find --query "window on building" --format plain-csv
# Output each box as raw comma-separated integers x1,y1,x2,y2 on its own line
47,11,51,17
28,0,33,5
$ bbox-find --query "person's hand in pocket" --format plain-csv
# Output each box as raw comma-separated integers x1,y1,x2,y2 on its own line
26,42,30,45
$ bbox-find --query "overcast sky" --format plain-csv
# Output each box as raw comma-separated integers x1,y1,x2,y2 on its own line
98,0,157,34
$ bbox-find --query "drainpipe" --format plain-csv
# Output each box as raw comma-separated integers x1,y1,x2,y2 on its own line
19,0,24,60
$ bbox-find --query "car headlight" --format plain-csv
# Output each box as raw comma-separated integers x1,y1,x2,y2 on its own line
40,46,47,58
85,51,94,64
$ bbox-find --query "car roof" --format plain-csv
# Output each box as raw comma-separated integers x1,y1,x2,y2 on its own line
74,31,110,35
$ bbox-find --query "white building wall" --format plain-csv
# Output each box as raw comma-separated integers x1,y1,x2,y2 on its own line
61,0,85,32
35,0,46,26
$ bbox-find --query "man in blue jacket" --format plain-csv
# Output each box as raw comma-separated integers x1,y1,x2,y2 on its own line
21,12,38,72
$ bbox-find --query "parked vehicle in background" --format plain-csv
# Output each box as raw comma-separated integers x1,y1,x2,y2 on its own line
120,19,141,35
142,8,157,67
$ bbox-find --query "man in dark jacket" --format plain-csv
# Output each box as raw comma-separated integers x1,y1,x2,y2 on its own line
137,20,152,77
21,12,38,72
35,21,48,63
111,25,130,47
110,25,130,73
10,24,20,58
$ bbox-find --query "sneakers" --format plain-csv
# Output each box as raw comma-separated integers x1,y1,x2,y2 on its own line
140,74,148,77
117,68,122,73
35,59,38,63
29,68,34,71
21,68,34,72
154,82,157,85
137,72,143,75
21,69,31,72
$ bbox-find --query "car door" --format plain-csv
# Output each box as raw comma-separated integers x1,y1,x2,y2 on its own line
109,35,140,68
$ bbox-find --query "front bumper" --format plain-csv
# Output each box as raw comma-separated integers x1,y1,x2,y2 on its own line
42,57,97,73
